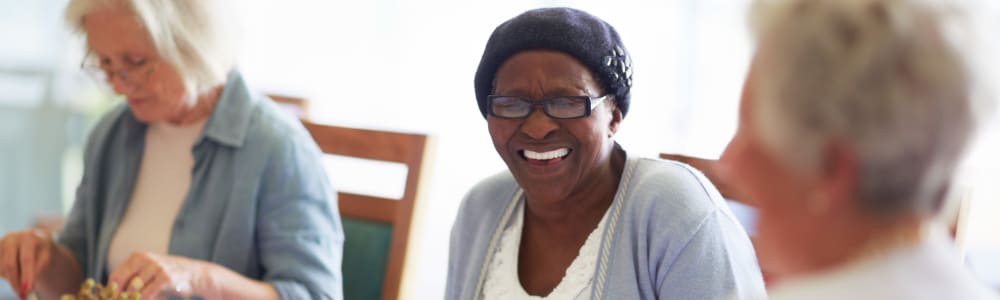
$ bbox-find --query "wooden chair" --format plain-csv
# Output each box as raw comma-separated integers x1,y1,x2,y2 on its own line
302,121,431,300
268,94,310,119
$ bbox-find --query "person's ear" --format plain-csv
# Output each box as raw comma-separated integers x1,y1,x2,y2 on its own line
812,139,860,214
608,103,623,137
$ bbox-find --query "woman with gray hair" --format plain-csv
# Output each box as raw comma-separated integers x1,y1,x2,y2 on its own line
0,0,343,299
719,0,997,298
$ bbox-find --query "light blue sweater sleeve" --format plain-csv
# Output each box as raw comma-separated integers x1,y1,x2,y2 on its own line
655,210,765,300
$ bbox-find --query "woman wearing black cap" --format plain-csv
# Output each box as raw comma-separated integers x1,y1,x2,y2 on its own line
446,7,765,300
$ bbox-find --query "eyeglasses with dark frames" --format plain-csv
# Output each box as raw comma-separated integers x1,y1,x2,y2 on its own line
487,94,611,119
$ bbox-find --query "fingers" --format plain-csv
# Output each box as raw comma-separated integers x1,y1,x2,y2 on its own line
18,236,36,290
27,229,51,285
30,252,51,299
108,254,143,296
0,229,55,298
1,235,22,296
136,262,161,298
109,253,198,299
32,243,50,288
108,253,141,297
110,252,165,299
140,270,169,300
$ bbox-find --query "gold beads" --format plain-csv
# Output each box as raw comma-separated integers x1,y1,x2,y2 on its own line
129,278,144,292
61,278,143,300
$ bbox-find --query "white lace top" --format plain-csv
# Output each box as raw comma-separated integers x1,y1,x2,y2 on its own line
481,201,610,300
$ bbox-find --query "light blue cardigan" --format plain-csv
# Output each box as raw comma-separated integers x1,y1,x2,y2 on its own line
446,156,766,300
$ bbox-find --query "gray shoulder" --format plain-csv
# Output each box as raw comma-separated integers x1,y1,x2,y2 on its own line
451,170,519,242
244,95,318,155
457,171,519,218
623,157,731,228
447,171,518,300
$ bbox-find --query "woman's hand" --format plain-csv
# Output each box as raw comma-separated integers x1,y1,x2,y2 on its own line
108,252,211,299
108,252,279,300
0,229,54,299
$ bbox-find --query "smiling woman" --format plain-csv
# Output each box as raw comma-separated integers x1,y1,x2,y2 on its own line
446,7,766,300
488,50,621,209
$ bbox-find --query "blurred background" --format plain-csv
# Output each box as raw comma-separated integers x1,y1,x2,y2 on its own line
0,0,997,299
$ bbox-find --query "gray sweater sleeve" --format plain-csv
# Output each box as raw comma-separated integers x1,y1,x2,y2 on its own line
600,158,766,300
656,210,767,300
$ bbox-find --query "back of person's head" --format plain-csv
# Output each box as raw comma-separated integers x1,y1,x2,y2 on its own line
65,0,239,102
747,0,992,219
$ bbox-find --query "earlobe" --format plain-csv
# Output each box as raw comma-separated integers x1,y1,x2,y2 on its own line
608,106,623,136
818,140,861,212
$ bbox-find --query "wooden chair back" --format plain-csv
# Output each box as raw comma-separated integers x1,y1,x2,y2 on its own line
269,94,310,119
303,121,429,300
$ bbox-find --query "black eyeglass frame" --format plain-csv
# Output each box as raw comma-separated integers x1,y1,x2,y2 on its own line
486,94,612,119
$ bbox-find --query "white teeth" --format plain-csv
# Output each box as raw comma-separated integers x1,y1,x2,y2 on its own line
524,148,569,160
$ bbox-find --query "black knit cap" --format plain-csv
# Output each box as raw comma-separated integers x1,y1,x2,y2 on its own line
474,7,633,119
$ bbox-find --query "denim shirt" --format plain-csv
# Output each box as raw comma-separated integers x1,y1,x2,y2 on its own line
59,71,344,299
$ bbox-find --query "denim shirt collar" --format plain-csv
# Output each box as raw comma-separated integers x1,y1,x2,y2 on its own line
121,70,256,148
199,70,256,148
